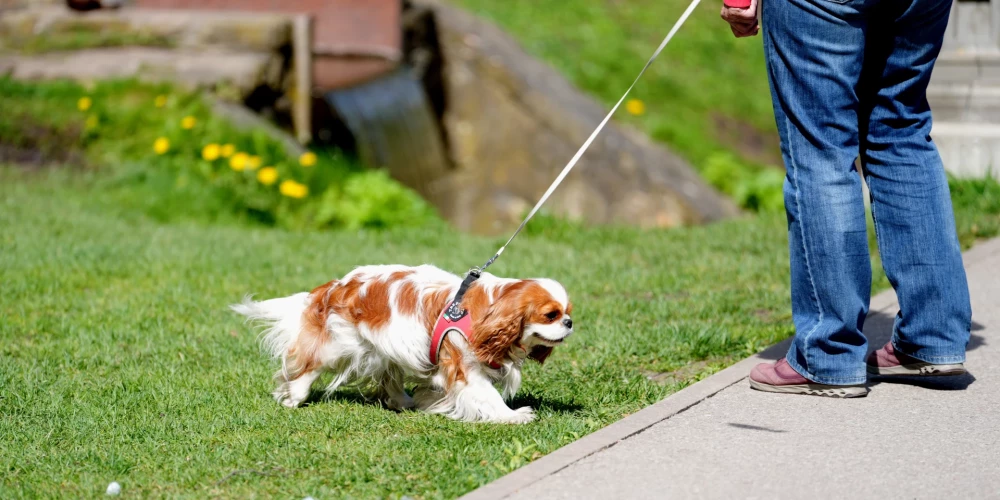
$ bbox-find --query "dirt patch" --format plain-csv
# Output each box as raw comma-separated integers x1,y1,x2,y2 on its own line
0,114,87,169
712,113,783,167
642,357,734,386
642,360,710,386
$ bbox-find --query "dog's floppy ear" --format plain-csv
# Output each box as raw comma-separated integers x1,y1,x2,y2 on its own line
528,345,553,364
471,285,526,367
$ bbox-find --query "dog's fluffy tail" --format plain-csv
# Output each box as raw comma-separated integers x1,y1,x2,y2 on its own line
230,292,311,359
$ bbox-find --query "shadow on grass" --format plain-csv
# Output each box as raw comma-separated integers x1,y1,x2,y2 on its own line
299,388,586,415
302,388,381,408
509,393,585,415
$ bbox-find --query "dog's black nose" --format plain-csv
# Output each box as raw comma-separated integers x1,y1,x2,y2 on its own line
563,318,573,329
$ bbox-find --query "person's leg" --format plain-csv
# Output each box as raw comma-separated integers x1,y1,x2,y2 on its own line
754,0,872,391
858,0,971,372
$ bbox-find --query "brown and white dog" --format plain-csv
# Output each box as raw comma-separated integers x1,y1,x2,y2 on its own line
231,265,573,424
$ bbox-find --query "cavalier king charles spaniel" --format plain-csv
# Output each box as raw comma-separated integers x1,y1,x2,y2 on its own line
232,265,573,424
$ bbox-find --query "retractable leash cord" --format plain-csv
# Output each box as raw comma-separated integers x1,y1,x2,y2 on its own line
445,0,707,318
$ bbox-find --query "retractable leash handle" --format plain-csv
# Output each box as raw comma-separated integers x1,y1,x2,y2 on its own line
723,0,761,25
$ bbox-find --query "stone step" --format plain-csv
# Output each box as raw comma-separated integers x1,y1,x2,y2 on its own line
928,83,1000,123
933,50,1000,81
932,121,1000,180
0,6,293,54
0,47,282,100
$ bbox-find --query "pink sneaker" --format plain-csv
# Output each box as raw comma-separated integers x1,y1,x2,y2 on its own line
866,342,966,376
749,358,868,398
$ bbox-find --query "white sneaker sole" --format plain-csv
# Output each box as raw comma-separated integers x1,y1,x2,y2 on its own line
867,363,966,377
749,379,869,398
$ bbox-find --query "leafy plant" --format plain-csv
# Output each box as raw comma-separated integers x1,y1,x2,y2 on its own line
703,151,784,211
0,77,439,231
494,439,543,473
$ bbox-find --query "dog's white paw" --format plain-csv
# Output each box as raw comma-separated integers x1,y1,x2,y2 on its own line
496,406,535,424
273,384,305,408
281,396,305,408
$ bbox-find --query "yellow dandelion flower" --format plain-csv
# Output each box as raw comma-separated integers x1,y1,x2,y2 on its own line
85,115,99,130
77,97,92,112
625,98,645,116
181,116,197,130
153,137,170,155
298,152,317,167
247,155,262,170
202,143,221,161
220,144,236,158
279,179,308,199
154,95,168,108
229,152,249,171
257,166,279,186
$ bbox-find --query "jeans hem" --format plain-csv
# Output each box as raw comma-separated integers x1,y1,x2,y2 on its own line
784,353,868,386
891,337,967,365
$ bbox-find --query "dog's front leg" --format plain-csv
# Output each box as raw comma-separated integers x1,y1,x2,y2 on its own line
451,370,535,424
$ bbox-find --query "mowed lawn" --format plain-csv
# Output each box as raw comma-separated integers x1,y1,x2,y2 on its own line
2,168,998,499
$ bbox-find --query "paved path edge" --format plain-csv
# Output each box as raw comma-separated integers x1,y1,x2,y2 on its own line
460,238,999,500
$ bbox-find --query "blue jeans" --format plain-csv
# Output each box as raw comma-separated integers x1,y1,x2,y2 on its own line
763,0,972,384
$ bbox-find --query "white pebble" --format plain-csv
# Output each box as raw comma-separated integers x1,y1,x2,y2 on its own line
106,482,121,496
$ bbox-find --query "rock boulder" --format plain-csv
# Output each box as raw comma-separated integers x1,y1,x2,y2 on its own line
418,1,740,233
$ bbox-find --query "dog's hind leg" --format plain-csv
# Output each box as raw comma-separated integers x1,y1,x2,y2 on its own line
275,368,322,408
273,296,332,408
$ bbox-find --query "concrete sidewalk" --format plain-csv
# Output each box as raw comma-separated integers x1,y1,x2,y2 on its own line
464,238,1000,499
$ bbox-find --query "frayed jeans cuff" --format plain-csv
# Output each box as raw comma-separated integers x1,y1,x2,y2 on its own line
892,336,967,365
785,351,867,386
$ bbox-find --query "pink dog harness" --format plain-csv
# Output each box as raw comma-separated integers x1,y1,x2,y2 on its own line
429,270,502,370
429,300,501,370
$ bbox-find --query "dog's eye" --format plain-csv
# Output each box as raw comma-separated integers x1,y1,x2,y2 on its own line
545,310,560,321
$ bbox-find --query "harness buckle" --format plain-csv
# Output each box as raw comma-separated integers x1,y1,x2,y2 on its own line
445,267,482,321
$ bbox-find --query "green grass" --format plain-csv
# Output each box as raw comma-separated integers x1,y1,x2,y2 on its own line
950,175,1000,246
449,0,780,197
2,165,998,498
